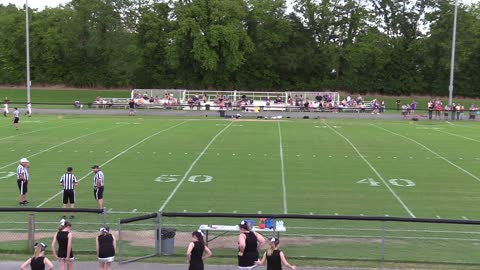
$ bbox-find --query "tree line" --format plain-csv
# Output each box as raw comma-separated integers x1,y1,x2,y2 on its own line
0,0,479,97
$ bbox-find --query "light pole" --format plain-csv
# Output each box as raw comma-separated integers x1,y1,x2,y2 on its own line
448,0,458,106
25,0,31,104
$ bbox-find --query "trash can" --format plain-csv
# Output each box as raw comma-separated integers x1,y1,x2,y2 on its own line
161,228,176,255
219,110,226,117
205,104,210,110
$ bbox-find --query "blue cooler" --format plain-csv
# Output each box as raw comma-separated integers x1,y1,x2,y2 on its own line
245,220,254,229
265,218,275,229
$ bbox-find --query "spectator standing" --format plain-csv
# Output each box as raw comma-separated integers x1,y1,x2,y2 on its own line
396,99,401,110
256,238,297,270
427,101,433,120
410,100,417,115
92,165,105,209
444,105,450,120
52,219,74,270
187,230,212,270
20,242,54,270
96,226,116,270
435,103,442,120
17,158,30,206
451,103,456,120
237,220,266,270
469,104,476,120
60,167,78,219
128,99,135,116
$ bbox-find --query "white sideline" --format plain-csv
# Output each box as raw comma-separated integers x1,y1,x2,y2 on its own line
373,124,480,183
325,123,416,218
36,121,188,208
277,121,288,214
0,121,81,141
0,124,123,171
158,122,233,212
437,129,480,143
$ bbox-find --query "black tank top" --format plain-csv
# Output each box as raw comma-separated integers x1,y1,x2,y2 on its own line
190,241,204,262
238,232,259,267
57,231,73,258
98,234,115,258
30,256,45,270
267,250,282,270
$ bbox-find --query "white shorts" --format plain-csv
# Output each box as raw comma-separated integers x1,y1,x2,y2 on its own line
238,266,256,270
4,108,8,113
58,257,74,261
98,256,114,263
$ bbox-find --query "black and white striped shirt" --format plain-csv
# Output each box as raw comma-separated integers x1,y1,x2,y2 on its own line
60,173,78,190
93,171,104,187
16,165,29,181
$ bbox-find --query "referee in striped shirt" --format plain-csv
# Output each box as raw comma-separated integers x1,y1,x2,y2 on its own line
17,158,30,206
60,167,78,219
92,165,105,209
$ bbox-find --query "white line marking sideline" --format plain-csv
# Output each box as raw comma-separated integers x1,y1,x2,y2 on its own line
325,123,416,218
37,121,188,208
158,122,233,212
373,124,480,183
0,124,124,171
277,122,288,214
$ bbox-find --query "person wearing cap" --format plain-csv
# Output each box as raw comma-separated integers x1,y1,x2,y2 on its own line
237,220,266,269
187,230,212,270
96,226,116,270
60,167,78,219
256,237,297,270
20,242,54,270
52,219,74,270
92,165,105,209
17,158,30,206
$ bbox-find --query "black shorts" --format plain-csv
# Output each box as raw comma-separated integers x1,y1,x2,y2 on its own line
13,117,19,124
63,190,75,204
17,180,28,195
94,186,104,200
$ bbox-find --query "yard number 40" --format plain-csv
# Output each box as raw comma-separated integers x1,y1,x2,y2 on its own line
357,178,415,187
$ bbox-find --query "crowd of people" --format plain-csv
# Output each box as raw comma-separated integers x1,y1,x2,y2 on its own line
396,98,479,120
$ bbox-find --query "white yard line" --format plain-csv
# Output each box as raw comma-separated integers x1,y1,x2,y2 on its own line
373,124,480,183
36,121,187,208
277,122,288,214
158,122,233,212
325,123,416,218
0,121,81,141
437,129,480,143
0,124,124,170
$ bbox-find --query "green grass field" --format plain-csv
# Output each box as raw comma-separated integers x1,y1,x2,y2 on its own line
0,114,480,265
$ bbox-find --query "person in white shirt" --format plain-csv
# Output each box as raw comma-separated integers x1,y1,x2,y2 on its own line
4,100,9,117
26,102,32,117
13,107,20,130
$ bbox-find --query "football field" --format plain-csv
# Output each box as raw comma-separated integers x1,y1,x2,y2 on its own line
0,114,480,264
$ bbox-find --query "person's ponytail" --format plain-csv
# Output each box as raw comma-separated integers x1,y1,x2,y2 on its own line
267,237,279,256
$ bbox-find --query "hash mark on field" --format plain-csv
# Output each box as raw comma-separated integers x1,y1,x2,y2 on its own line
169,152,172,155
463,216,469,220
436,215,441,219
373,124,480,185
248,154,251,156
10,149,15,152
183,210,187,213
327,124,416,218
233,210,237,213
159,122,233,212
385,214,389,217
105,151,109,153
57,150,62,153
393,157,397,159
37,121,187,208
329,155,332,158
208,210,212,213
108,208,113,212
232,153,236,156
360,214,364,216
334,213,339,216
132,209,138,213
309,212,313,215
258,211,262,214
153,152,156,154
27,150,31,152
184,152,188,155
74,150,78,153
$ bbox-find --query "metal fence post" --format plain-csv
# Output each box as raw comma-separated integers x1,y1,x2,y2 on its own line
118,221,122,263
381,221,385,261
157,212,163,256
27,214,35,252
102,207,107,227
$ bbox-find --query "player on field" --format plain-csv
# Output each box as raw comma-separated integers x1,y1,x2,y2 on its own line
26,102,32,117
17,158,30,206
13,107,20,130
3,97,9,117
60,167,78,219
92,165,105,209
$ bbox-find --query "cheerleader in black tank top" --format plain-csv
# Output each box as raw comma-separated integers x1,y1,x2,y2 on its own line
97,226,117,270
20,242,54,270
187,231,212,270
257,238,296,270
237,220,266,269
52,219,74,270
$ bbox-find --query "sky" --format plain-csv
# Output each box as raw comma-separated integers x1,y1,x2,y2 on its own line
0,0,479,11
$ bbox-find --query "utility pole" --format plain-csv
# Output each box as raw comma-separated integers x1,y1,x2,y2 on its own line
448,0,458,106
25,0,31,103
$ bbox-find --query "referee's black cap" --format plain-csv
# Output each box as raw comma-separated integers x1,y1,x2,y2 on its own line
67,167,73,172
91,165,100,169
